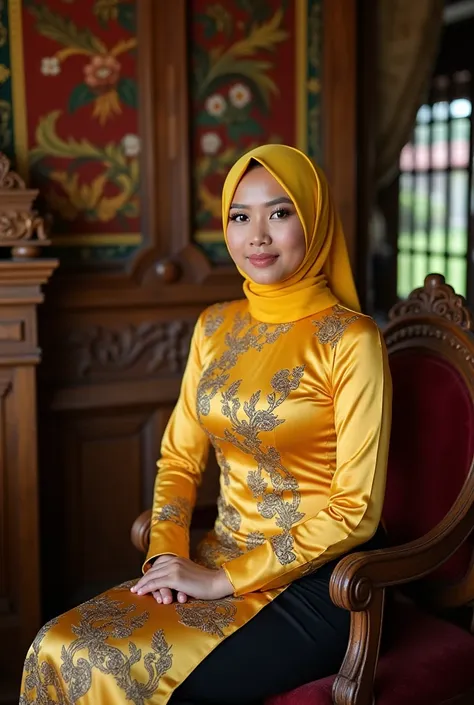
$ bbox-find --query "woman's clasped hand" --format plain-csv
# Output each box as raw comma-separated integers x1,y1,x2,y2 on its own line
130,554,234,603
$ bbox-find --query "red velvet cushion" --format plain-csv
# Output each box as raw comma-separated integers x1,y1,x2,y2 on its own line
383,350,474,580
266,602,474,705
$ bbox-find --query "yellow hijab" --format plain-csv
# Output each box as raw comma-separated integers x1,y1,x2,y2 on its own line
222,144,360,323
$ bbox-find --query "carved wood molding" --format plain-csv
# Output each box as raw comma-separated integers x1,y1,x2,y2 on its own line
389,273,473,330
127,0,241,291
0,153,25,190
0,210,47,242
385,323,474,369
67,319,194,377
0,152,51,259
0,260,59,290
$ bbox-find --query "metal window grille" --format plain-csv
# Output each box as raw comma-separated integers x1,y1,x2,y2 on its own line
397,71,473,300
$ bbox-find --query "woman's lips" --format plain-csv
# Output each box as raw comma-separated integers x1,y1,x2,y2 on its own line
248,254,279,268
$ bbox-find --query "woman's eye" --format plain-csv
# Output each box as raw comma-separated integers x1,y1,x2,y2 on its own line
229,213,248,223
270,208,290,219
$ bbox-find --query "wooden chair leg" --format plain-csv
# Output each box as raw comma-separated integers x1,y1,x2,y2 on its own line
332,588,385,705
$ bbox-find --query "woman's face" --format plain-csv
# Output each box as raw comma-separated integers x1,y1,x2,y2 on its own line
226,166,306,285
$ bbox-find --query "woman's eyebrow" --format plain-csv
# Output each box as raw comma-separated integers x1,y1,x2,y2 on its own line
230,196,293,210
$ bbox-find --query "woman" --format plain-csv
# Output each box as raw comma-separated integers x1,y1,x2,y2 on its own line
20,145,391,705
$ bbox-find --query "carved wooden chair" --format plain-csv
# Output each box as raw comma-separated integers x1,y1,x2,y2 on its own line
132,274,474,705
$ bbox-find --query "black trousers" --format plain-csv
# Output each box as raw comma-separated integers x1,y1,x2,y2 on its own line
171,529,386,705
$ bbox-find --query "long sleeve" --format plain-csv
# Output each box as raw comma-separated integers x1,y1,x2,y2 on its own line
143,313,210,571
222,319,392,595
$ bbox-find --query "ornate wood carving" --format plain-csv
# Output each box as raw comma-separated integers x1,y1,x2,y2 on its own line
389,273,474,330
0,153,50,257
67,320,193,377
385,324,474,369
0,154,24,190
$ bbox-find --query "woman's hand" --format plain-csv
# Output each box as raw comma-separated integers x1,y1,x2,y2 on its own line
131,555,234,601
140,554,189,605
153,587,188,605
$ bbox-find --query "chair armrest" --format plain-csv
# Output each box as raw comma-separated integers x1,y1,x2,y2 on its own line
131,509,152,554
331,484,474,611
330,488,474,705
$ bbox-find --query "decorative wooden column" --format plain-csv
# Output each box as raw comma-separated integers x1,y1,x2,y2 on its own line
0,154,58,700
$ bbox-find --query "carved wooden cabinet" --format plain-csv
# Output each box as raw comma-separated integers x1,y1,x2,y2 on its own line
0,259,57,701
36,0,358,625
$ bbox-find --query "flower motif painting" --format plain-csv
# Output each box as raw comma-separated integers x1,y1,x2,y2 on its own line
191,0,322,264
19,0,140,244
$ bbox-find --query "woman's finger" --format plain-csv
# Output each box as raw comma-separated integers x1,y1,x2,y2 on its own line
177,591,188,603
160,588,173,604
133,567,170,594
152,590,162,604
134,573,179,595
132,560,178,594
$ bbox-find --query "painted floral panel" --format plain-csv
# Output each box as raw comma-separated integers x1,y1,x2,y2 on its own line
20,0,140,241
191,0,322,263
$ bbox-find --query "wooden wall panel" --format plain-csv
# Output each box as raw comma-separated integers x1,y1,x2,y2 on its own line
0,260,57,701
322,0,357,269
58,413,155,605
0,372,18,676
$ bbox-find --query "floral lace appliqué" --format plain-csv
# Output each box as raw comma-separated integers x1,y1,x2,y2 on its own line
312,305,360,348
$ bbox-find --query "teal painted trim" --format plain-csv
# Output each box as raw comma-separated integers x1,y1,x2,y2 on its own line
49,244,140,265
0,0,14,160
307,0,322,164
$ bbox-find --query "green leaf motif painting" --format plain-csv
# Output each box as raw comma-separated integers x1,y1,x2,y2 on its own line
117,77,137,108
194,5,288,233
68,83,96,113
28,2,137,125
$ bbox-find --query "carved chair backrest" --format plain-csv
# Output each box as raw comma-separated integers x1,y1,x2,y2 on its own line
382,274,474,584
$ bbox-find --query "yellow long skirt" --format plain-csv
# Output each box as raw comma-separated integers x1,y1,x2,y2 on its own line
19,579,280,704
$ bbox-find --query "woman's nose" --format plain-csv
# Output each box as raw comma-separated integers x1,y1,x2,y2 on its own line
249,224,271,247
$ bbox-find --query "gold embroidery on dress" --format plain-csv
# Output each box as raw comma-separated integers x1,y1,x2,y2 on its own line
196,313,303,566
213,439,232,485
313,305,360,348
196,522,244,569
153,496,192,529
197,312,292,422
217,494,241,532
20,595,172,705
197,312,292,493
219,366,306,565
20,618,61,705
246,531,266,551
175,597,242,637
203,302,230,337
194,494,244,567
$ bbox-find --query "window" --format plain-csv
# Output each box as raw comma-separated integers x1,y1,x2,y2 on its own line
397,71,473,299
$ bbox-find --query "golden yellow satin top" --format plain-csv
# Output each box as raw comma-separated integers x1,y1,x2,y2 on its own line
145,300,392,596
